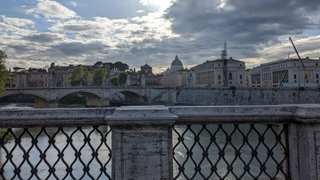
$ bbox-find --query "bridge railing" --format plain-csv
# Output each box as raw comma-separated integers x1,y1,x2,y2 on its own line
0,105,319,179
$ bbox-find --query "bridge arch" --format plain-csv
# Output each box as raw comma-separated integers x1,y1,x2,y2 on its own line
109,90,145,104
58,90,109,107
0,91,52,108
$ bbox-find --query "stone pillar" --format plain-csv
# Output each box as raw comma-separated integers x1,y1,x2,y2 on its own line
100,98,110,107
288,105,320,180
106,106,177,179
141,74,146,87
47,100,59,108
86,97,101,107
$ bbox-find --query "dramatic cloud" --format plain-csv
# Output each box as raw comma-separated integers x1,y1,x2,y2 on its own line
1,0,320,73
1,15,35,27
162,0,320,67
25,0,77,19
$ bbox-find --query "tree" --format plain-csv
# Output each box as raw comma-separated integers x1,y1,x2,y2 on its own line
110,76,119,86
0,50,9,95
93,67,107,86
118,72,128,86
69,65,91,86
93,61,103,69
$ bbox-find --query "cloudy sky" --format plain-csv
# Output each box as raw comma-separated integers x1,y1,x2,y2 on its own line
1,0,320,73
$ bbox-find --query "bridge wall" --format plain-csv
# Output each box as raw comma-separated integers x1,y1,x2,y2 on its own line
175,87,320,105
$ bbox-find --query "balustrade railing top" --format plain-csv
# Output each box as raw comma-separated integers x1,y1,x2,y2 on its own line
0,105,319,127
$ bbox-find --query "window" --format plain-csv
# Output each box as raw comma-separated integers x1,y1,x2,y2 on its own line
294,74,297,79
294,63,296,66
229,73,232,80
240,81,242,84
316,63,318,66
317,74,319,78
218,75,221,79
240,64,242,67
218,81,221,84
240,75,242,79
218,64,220,67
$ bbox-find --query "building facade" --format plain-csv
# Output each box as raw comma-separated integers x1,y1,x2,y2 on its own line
161,55,188,87
14,70,53,88
188,58,246,87
250,58,320,87
48,63,75,87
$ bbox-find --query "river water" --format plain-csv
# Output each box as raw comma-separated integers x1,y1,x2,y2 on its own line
0,103,283,179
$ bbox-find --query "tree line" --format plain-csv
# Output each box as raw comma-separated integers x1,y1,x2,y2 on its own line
0,50,129,96
69,65,128,86
0,50,9,96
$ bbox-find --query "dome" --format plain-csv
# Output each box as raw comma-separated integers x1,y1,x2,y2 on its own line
171,55,183,67
170,55,183,72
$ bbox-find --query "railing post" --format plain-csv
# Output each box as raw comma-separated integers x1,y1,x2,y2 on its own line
290,105,320,180
106,106,178,179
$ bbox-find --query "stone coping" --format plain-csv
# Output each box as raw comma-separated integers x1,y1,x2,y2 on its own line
0,104,320,127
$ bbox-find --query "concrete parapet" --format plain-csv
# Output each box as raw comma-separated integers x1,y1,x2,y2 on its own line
1,104,320,179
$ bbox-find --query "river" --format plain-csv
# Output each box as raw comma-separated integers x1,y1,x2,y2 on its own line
0,103,282,179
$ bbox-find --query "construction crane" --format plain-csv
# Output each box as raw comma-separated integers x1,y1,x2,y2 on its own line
289,37,313,83
278,70,288,86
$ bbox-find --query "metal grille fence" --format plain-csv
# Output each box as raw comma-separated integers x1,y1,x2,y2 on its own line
0,126,112,180
173,124,289,180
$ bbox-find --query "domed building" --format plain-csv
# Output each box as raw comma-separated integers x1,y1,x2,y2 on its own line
170,55,184,72
161,55,188,87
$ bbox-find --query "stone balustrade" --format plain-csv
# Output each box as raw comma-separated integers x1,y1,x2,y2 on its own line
0,104,320,179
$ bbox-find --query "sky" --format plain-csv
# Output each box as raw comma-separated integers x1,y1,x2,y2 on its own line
1,0,320,74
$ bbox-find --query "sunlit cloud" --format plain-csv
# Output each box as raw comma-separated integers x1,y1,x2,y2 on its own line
1,15,35,27
25,0,78,19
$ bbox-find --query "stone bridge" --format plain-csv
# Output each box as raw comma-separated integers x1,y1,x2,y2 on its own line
0,87,176,108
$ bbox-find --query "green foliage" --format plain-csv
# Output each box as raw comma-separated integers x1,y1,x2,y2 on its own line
0,129,13,144
118,72,128,86
132,82,138,86
229,86,236,90
69,65,91,86
37,68,47,72
93,68,107,86
93,61,103,69
59,93,85,104
110,76,119,86
0,50,9,95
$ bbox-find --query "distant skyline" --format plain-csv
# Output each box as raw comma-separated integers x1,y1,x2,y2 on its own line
1,0,320,74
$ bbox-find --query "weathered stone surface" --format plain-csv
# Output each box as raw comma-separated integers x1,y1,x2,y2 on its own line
0,108,115,127
106,105,178,125
112,126,172,180
175,87,320,105
107,106,176,180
